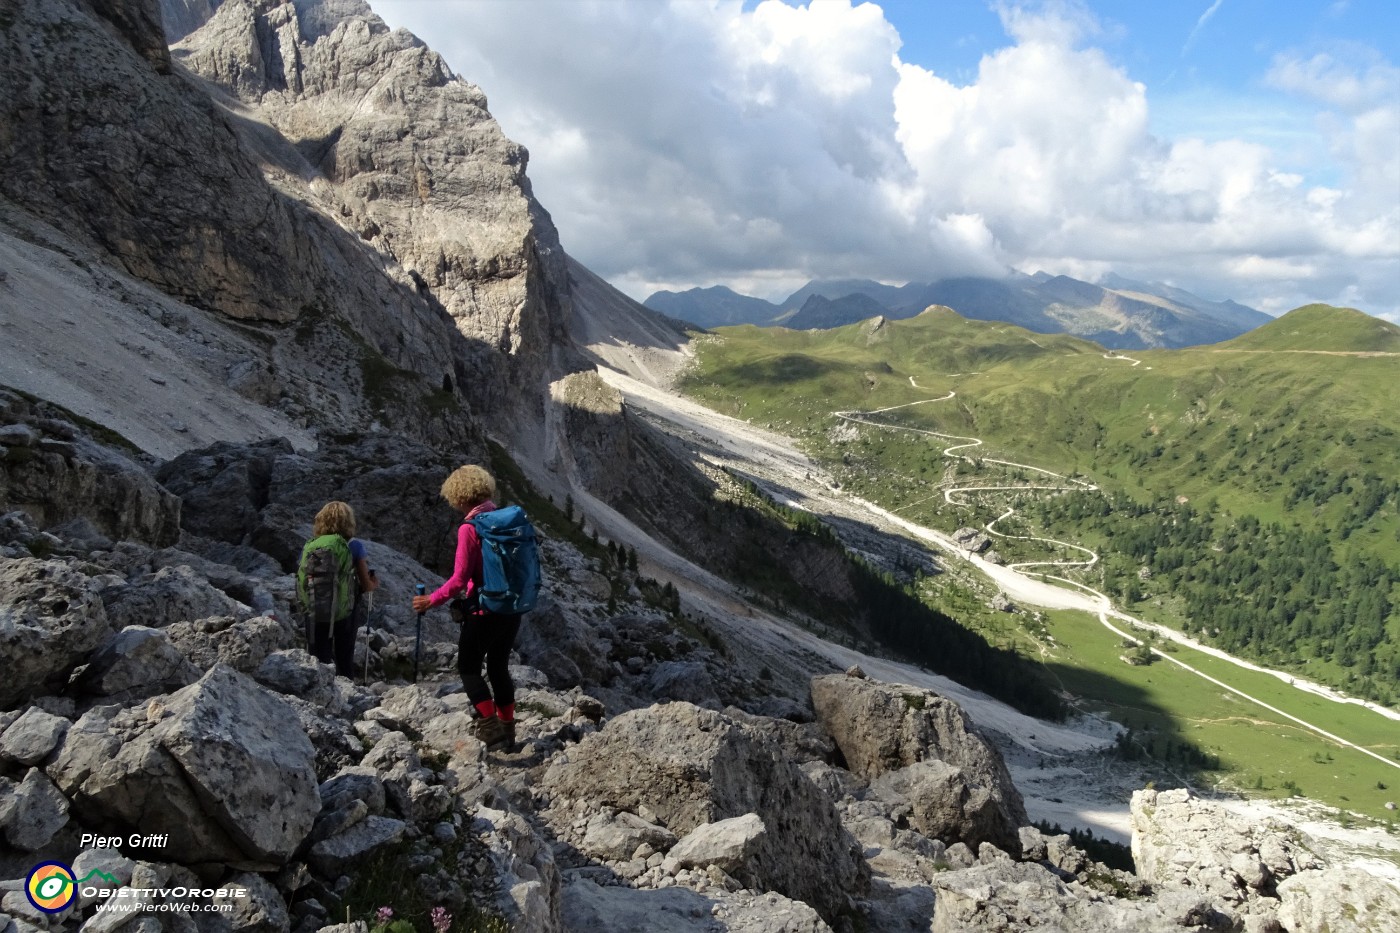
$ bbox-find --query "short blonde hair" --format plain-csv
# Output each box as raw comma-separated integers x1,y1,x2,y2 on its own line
313,501,356,538
441,465,496,512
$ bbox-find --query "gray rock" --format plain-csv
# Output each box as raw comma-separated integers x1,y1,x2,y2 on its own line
0,557,114,707
0,425,37,448
669,814,767,873
70,625,201,701
0,768,70,851
560,881,832,933
318,767,386,816
309,799,369,845
543,702,868,922
216,871,291,933
69,665,319,865
72,848,136,908
0,707,70,766
870,758,1023,854
810,672,1026,853
648,661,719,707
101,565,251,630
165,614,293,673
1276,866,1400,933
254,649,337,707
0,423,179,547
1131,788,1321,905
307,816,406,876
579,809,679,862
472,803,561,933
930,860,1233,932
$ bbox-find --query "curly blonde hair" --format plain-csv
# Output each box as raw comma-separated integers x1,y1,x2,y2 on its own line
441,465,497,512
313,501,357,538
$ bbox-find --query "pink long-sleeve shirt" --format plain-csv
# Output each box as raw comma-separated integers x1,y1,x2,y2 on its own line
427,500,496,607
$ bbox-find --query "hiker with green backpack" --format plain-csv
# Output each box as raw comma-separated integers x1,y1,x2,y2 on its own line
297,501,379,678
412,465,540,751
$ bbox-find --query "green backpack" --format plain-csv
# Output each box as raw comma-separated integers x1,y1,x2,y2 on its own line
297,534,355,638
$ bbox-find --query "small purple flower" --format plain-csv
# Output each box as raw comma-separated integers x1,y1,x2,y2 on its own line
430,906,452,933
375,907,394,926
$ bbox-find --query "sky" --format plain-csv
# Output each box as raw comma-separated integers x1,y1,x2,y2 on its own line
370,0,1400,319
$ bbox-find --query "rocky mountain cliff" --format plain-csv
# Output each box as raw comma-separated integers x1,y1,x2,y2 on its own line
2,1,1399,931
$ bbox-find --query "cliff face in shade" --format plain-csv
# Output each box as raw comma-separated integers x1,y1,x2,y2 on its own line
164,0,580,420
0,0,581,443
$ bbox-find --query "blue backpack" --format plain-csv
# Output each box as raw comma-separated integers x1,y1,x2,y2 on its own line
468,505,541,614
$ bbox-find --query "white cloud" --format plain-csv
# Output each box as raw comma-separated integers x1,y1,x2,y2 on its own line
371,0,1399,318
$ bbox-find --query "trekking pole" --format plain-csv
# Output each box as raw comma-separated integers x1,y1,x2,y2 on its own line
413,583,426,683
362,570,377,686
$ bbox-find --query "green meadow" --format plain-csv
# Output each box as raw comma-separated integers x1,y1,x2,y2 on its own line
1040,608,1400,823
680,304,1400,822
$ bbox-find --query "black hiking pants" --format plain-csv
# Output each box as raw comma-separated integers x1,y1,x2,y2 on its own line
458,610,522,711
310,597,363,679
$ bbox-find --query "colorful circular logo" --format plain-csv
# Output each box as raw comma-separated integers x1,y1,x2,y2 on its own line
26,862,76,913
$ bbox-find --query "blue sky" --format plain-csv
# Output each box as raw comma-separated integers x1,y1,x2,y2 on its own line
372,1,1400,319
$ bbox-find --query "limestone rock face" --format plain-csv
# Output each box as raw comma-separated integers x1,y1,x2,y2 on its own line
0,403,180,546
542,702,869,922
1131,788,1322,905
0,558,114,708
167,0,579,421
66,664,319,866
810,673,1026,852
1276,866,1400,933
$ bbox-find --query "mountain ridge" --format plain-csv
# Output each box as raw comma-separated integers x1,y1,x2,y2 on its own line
646,273,1275,349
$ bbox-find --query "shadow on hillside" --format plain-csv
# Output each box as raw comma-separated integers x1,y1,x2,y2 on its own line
1039,658,1221,781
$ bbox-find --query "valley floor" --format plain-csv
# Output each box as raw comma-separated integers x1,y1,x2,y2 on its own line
587,363,1400,881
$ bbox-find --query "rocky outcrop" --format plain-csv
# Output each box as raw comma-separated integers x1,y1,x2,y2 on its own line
0,557,114,708
1131,788,1322,905
166,0,582,424
810,672,1027,853
0,392,181,546
57,664,319,866
1277,866,1400,933
542,702,870,923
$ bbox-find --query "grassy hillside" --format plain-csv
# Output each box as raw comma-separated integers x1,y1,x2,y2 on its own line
1221,303,1400,352
679,303,1400,730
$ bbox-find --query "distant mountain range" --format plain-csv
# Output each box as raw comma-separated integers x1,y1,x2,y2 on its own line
646,272,1272,350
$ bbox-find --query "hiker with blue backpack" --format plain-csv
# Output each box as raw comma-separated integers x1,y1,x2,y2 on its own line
412,464,539,751
297,501,379,678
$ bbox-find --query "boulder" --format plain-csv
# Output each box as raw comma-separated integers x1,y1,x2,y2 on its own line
101,564,251,630
810,673,1026,851
0,707,70,765
669,814,767,874
473,803,562,933
560,881,833,933
578,809,678,862
254,649,337,707
165,613,293,673
0,417,180,546
648,661,720,707
870,759,1023,854
0,767,70,851
70,625,201,701
307,816,406,876
0,557,113,708
543,702,868,922
68,665,319,866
